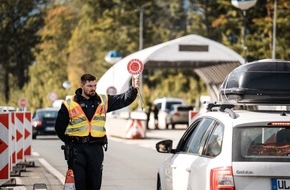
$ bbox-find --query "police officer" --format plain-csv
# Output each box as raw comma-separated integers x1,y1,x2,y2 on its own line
55,73,139,190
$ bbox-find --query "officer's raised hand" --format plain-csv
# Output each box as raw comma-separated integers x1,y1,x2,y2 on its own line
132,77,140,89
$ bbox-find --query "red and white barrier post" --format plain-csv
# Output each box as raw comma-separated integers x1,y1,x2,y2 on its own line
0,113,10,186
15,112,24,163
9,112,16,170
23,112,32,156
0,110,34,187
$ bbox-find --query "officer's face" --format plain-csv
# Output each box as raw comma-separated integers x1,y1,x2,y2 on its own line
82,80,97,98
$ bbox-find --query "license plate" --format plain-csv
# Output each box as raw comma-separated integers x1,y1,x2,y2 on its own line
45,126,55,131
272,179,290,190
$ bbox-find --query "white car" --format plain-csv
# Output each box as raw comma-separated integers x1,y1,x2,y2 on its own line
155,59,290,190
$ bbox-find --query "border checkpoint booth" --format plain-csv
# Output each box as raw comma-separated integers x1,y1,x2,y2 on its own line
96,34,244,138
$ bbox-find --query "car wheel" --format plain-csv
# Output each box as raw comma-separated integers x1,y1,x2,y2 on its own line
157,175,162,190
32,133,37,139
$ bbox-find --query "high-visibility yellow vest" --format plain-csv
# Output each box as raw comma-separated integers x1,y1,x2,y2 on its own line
63,94,108,137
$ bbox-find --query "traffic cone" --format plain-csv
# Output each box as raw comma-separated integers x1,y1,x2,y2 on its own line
63,169,75,190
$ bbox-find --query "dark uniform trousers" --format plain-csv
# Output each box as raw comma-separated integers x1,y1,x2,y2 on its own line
72,141,104,190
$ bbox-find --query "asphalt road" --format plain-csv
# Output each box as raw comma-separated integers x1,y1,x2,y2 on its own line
31,127,186,190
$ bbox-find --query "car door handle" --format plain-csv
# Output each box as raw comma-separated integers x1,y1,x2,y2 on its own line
185,167,191,172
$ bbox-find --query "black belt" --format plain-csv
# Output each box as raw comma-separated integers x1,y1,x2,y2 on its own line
69,136,107,144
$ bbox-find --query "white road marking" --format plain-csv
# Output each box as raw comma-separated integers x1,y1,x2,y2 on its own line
32,151,40,156
38,158,65,184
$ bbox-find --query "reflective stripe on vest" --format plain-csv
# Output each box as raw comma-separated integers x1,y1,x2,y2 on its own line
63,94,108,137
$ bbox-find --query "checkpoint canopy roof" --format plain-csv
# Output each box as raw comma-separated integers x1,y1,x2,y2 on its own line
97,34,244,101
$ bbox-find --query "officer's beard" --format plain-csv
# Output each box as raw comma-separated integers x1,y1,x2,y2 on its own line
84,90,96,98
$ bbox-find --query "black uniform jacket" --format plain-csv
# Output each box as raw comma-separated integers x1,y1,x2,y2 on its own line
55,86,138,143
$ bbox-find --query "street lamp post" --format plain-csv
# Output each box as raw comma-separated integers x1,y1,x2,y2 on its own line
139,6,144,51
272,0,277,59
138,2,151,51
242,10,247,63
138,5,147,110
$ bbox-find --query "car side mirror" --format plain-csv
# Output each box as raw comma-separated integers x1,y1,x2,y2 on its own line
156,140,173,153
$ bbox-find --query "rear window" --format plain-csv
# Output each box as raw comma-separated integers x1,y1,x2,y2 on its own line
35,110,58,118
177,106,194,111
166,101,182,111
233,127,290,162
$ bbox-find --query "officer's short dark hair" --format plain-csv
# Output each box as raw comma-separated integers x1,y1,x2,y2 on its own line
81,74,96,84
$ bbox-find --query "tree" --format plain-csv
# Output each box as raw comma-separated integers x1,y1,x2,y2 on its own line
0,0,46,103
23,5,77,109
2,0,290,109
67,4,108,89
189,0,290,61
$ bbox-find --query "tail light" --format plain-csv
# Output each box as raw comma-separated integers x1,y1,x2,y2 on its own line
210,166,235,190
33,120,42,127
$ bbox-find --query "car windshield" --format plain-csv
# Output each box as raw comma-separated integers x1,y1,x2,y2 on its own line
233,127,290,161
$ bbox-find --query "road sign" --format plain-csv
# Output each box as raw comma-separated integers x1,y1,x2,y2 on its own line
105,50,122,64
48,92,58,102
62,81,71,90
18,98,27,108
106,86,117,95
127,59,144,76
127,59,144,110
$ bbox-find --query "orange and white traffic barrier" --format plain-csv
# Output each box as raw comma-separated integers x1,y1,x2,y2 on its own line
188,110,198,126
23,112,32,156
15,112,24,163
64,169,75,190
105,111,147,139
0,113,10,186
126,119,146,139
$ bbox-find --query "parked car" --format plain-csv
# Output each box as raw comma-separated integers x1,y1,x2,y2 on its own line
32,107,59,139
165,104,194,129
151,97,185,129
155,59,290,190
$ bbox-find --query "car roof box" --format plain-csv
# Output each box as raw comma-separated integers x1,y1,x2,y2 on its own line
219,59,290,104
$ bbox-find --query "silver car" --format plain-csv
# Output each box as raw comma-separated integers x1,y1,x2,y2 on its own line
165,105,193,129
